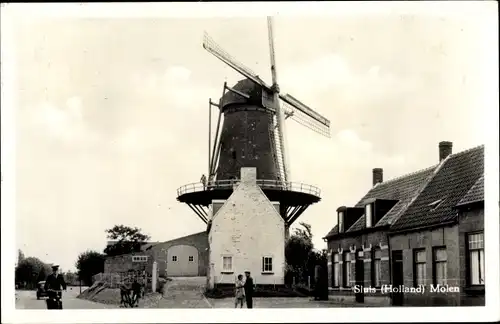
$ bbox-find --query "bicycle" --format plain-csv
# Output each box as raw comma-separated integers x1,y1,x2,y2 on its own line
46,289,63,310
120,286,136,308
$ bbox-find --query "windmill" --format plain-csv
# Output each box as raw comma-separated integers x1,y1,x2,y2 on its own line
177,17,330,229
204,17,331,184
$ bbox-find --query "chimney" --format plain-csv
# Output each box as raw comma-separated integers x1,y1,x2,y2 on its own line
372,168,383,186
240,167,257,185
439,141,453,161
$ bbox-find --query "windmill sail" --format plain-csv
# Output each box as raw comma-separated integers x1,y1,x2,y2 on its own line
267,16,290,183
203,32,272,92
280,94,330,128
281,98,331,138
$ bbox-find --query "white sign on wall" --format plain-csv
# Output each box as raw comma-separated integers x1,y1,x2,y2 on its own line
132,255,148,263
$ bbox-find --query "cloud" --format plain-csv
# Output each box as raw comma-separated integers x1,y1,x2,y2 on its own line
114,127,177,152
332,129,407,168
164,65,192,83
279,54,417,105
27,96,100,144
337,129,373,151
279,54,353,95
131,64,218,110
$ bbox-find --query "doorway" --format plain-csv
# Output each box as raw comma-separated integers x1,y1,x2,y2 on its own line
391,250,404,306
355,249,364,303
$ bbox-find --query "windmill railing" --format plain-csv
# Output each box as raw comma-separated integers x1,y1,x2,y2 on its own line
177,179,321,197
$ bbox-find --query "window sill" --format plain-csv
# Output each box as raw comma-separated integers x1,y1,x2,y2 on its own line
220,271,234,274
261,272,274,275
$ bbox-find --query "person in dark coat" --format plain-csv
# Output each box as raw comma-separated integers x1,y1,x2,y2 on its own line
44,265,67,292
44,265,66,309
131,278,143,307
243,271,254,309
313,265,321,300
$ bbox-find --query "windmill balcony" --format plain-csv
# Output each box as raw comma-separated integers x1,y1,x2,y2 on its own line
176,179,321,197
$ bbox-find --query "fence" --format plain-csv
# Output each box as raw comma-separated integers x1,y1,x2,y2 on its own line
92,270,153,291
177,179,321,197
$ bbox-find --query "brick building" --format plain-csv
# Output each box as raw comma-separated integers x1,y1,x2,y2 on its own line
323,142,485,306
104,232,209,277
145,232,209,277
455,175,485,306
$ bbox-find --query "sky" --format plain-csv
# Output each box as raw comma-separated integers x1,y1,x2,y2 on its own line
8,5,495,272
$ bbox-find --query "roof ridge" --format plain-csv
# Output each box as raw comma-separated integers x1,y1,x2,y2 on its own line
375,144,483,188
448,144,484,158
375,164,439,187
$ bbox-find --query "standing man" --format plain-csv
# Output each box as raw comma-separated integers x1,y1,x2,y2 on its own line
200,174,207,190
243,270,254,309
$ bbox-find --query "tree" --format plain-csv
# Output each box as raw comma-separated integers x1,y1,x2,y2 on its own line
15,257,51,289
103,225,151,256
63,270,78,285
285,222,324,286
17,249,25,265
75,250,106,286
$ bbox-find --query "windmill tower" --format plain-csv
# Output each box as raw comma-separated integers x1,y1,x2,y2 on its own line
177,17,331,233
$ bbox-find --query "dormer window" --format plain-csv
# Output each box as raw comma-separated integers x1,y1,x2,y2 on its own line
338,211,344,233
365,203,373,228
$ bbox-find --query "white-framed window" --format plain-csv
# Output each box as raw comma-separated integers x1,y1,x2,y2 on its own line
343,252,351,287
172,255,177,262
132,255,148,263
414,249,426,286
365,203,373,228
262,256,273,273
372,248,382,287
338,211,344,233
188,256,194,262
222,256,233,272
332,253,340,287
468,232,485,285
433,247,447,285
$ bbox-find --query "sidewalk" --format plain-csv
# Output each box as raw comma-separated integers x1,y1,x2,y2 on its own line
207,297,383,308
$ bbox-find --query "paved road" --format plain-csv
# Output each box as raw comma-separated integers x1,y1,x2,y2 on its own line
156,277,362,308
16,287,117,309
158,277,212,308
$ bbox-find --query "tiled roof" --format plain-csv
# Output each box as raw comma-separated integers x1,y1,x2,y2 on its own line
324,224,339,238
457,175,484,206
346,165,438,232
391,145,484,231
323,165,438,238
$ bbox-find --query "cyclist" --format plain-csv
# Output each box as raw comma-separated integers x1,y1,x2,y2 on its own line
131,278,142,307
120,283,133,307
44,265,66,309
